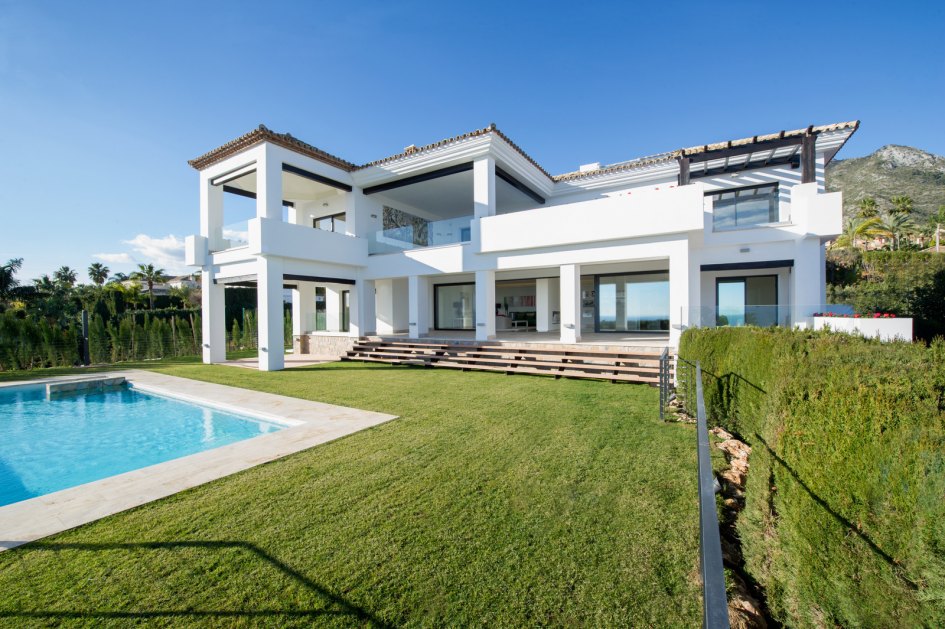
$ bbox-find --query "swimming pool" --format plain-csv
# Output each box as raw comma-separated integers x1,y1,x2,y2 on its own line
0,382,284,507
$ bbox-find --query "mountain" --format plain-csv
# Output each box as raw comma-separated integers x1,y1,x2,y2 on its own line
826,145,945,221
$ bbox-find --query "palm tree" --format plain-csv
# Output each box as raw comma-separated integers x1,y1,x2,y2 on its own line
856,197,879,218
833,216,884,250
877,212,917,250
890,195,914,215
107,272,129,284
87,262,109,285
131,263,167,309
0,258,23,302
53,266,78,289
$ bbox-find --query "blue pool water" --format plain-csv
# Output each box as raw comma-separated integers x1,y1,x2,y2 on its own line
0,383,284,507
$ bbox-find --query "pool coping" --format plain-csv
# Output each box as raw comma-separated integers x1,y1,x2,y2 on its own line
0,370,398,551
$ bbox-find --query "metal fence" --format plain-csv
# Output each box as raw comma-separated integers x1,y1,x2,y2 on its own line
658,347,673,420
668,357,731,628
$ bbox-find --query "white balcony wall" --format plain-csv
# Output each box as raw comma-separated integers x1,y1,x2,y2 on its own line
479,184,704,253
248,217,368,266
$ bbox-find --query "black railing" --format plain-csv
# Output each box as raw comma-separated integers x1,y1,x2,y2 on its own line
658,347,672,420
693,360,730,629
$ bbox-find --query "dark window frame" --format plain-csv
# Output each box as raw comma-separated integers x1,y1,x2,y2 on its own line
708,182,780,231
312,212,347,233
433,282,476,331
715,274,779,327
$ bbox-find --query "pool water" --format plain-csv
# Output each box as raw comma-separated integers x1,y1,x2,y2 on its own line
0,383,283,507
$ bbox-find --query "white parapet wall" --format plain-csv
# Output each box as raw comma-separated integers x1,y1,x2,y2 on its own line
813,316,913,342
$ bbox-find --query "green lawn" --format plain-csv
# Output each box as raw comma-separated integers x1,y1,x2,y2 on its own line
0,361,703,627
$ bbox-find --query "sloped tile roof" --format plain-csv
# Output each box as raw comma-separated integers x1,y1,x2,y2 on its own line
187,125,358,171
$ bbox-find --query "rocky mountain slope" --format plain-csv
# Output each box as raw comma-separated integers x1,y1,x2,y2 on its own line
826,145,945,220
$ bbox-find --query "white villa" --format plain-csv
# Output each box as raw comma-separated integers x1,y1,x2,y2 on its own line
185,121,858,371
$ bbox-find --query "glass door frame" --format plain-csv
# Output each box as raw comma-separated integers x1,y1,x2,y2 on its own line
432,282,476,331
592,270,671,333
715,274,779,327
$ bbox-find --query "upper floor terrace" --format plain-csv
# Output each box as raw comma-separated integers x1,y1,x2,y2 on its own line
185,121,858,269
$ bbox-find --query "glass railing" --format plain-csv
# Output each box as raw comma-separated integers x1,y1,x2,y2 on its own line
683,305,843,328
218,220,249,250
368,215,472,255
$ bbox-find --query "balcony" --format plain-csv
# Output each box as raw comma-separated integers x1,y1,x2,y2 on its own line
368,215,472,255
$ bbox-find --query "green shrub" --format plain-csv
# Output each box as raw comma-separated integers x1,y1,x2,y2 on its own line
680,327,945,626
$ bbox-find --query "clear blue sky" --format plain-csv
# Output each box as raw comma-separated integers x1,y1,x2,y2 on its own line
2,0,943,281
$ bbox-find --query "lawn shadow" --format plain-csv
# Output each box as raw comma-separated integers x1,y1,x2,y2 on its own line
1,540,393,626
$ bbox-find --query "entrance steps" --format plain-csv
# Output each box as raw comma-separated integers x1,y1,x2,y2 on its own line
343,338,673,385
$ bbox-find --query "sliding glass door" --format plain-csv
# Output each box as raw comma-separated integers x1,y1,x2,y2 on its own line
716,276,778,327
596,272,669,332
434,283,475,330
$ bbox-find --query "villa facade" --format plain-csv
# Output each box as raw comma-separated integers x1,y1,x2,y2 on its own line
185,121,858,371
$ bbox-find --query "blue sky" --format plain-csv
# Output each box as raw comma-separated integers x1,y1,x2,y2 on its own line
1,0,943,282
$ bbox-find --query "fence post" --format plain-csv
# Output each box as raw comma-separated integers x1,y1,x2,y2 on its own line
81,309,91,366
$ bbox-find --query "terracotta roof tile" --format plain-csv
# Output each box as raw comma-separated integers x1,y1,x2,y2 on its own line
356,123,554,180
553,120,860,182
188,125,358,172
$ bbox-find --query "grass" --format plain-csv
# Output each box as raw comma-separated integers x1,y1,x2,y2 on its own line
0,361,703,627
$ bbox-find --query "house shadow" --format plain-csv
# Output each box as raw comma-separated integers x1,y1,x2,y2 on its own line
0,540,393,626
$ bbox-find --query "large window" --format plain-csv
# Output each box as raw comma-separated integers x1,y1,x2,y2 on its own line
597,272,669,332
710,183,779,231
313,212,346,233
716,276,778,327
434,283,475,330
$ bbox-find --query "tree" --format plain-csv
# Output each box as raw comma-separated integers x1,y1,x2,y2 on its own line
0,258,23,302
53,266,78,289
856,197,879,218
890,195,914,215
130,263,167,310
169,284,198,308
877,212,917,251
108,272,129,284
87,262,110,285
832,216,884,250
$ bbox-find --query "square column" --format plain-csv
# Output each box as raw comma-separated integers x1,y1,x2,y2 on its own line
536,278,551,332
325,286,342,332
408,275,429,338
256,255,285,371
257,145,283,221
560,264,581,343
349,279,376,337
475,270,496,341
473,157,496,219
375,279,395,335
291,283,315,336
668,243,691,347
201,267,226,363
200,175,225,252
792,238,824,328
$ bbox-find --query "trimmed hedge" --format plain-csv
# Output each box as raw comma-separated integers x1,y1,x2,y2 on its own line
680,327,945,627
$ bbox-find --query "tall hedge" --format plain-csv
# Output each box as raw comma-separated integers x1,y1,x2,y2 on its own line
680,327,945,627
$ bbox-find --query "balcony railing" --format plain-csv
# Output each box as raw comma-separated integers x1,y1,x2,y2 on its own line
215,220,249,251
368,215,472,255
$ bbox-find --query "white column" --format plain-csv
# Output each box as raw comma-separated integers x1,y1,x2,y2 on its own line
560,264,581,343
375,279,395,335
408,275,429,338
292,283,315,335
473,157,496,219
793,238,823,328
475,270,496,341
256,255,284,371
325,286,342,332
668,243,691,347
257,145,283,221
200,175,224,251
201,267,226,363
349,279,376,337
536,278,551,332
346,186,383,238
